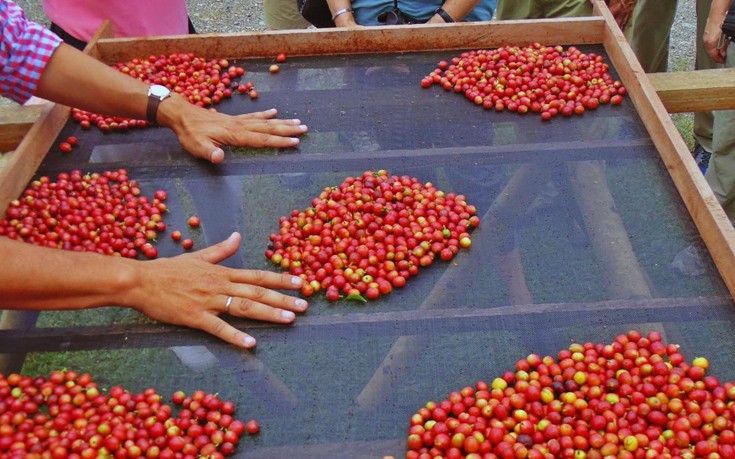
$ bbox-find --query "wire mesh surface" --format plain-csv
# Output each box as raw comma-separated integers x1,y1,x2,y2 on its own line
2,48,734,458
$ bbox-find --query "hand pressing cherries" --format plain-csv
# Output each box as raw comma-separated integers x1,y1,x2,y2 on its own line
266,170,479,302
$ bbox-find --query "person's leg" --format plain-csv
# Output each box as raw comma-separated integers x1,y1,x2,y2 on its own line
542,0,593,18
264,0,312,29
495,0,537,19
694,0,721,166
705,43,735,227
496,0,591,19
626,0,678,73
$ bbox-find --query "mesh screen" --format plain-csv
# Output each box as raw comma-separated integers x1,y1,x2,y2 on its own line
1,48,732,458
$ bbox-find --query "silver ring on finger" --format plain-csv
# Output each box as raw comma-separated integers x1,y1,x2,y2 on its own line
225,296,234,314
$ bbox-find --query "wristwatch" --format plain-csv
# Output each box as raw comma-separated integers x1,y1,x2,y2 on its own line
146,84,171,124
434,7,455,23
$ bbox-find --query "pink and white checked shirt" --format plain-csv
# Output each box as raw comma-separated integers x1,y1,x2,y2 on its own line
0,0,62,103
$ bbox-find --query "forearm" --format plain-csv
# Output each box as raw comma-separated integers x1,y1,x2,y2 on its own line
35,43,149,120
707,0,731,31
0,237,139,311
326,0,357,26
34,43,211,146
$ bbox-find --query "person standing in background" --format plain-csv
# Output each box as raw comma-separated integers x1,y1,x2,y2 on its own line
692,0,723,173
327,0,492,27
624,0,678,73
495,0,591,20
264,0,312,29
702,0,735,223
42,0,195,50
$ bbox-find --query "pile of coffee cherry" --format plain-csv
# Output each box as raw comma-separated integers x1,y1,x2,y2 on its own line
406,330,735,459
0,169,167,259
266,170,479,302
71,53,251,132
421,43,626,120
0,370,259,459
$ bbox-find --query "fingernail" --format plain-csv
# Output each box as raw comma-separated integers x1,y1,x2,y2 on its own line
281,310,295,320
295,299,307,310
228,232,238,240
243,336,256,347
290,119,301,123
298,125,308,132
291,276,302,286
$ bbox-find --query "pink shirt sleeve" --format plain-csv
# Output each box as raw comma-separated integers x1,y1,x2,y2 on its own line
43,0,190,43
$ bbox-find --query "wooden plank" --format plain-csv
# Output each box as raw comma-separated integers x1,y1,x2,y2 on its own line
0,103,69,216
83,19,114,60
648,68,735,113
92,17,605,62
0,311,39,373
0,105,46,152
594,0,735,298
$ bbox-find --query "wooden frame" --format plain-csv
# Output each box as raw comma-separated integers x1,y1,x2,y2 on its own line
1,1,735,301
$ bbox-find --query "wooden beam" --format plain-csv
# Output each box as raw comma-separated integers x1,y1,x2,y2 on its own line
93,18,605,62
0,103,70,216
596,0,735,299
0,105,46,152
648,68,735,113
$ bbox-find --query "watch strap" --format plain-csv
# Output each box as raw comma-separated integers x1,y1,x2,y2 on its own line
146,94,162,125
434,7,455,23
146,87,171,125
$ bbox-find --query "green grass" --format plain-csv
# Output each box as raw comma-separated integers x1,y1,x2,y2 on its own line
669,56,695,151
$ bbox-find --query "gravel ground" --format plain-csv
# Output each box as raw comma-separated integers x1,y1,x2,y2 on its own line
670,0,697,71
13,0,696,70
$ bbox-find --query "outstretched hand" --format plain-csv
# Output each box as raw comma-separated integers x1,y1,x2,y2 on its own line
36,44,308,165
160,98,309,163
130,232,308,348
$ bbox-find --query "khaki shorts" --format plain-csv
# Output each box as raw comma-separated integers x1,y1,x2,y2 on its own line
264,0,312,29
495,0,592,19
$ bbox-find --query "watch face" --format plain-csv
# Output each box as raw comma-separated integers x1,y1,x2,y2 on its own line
149,85,170,98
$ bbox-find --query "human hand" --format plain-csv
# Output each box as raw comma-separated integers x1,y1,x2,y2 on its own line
606,0,637,30
128,232,308,348
703,0,732,63
159,96,308,163
705,21,729,63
